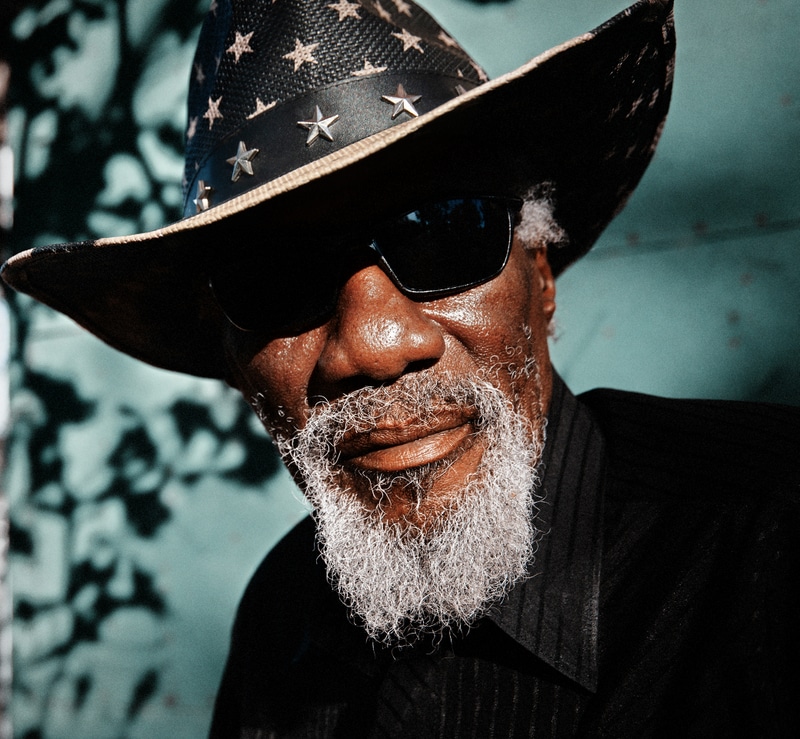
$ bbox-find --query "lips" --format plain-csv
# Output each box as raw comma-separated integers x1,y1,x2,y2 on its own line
337,409,478,473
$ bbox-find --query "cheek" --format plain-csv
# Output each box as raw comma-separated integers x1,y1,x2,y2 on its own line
438,251,542,368
226,331,323,430
429,248,552,420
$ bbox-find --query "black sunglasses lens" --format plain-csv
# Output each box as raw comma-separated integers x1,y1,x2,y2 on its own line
210,198,517,333
210,247,337,334
374,198,515,295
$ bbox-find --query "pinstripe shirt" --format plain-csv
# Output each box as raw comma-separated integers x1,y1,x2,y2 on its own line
211,375,800,738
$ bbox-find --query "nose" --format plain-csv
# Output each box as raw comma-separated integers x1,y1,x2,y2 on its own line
314,265,446,390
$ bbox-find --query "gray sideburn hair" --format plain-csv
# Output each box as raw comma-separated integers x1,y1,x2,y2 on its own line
515,186,568,253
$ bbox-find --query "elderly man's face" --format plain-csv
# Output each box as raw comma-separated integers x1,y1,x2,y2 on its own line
223,232,556,641
224,237,556,526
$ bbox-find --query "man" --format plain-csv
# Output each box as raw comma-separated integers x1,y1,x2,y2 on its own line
3,0,799,736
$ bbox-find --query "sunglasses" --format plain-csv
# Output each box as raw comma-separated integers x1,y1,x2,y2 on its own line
209,196,521,335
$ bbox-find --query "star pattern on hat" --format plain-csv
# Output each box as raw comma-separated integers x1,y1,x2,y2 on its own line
392,28,424,54
391,0,412,16
227,31,254,63
381,83,421,118
470,60,488,82
352,59,388,77
203,96,223,129
226,140,260,181
373,2,393,23
437,30,458,49
629,94,646,117
183,0,503,217
298,105,340,145
247,97,277,119
327,0,361,21
194,180,213,212
283,38,320,72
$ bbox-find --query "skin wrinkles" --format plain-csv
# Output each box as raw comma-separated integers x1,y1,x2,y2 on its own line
223,235,557,529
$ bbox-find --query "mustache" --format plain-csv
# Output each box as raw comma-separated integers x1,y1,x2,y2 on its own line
289,372,501,458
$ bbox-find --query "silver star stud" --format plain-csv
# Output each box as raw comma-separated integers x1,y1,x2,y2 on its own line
392,28,424,54
352,59,388,77
381,84,421,119
194,180,213,212
226,30,254,63
327,0,361,21
203,95,223,129
226,140,260,182
283,38,320,72
298,105,340,145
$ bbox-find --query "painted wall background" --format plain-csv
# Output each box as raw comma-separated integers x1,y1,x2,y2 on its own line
1,0,797,737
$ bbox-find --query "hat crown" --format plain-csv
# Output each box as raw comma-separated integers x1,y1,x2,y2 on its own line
184,0,486,214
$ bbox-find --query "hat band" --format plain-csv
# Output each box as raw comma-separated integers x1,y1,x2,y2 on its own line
183,73,478,218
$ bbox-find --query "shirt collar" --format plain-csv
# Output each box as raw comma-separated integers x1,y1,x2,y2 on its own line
488,372,606,692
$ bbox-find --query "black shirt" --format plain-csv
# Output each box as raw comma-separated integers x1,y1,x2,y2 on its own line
210,375,800,737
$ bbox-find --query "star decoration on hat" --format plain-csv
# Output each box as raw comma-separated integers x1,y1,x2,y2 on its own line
226,30,254,63
194,62,205,85
352,59,388,77
186,116,198,140
298,105,340,145
203,96,223,129
194,180,213,212
283,38,320,72
392,28,424,54
381,84,421,118
247,97,277,119
391,0,412,16
470,60,489,83
438,30,458,49
327,0,361,21
226,140,260,181
373,2,392,22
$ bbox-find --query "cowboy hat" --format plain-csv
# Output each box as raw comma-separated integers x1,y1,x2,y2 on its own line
1,0,675,378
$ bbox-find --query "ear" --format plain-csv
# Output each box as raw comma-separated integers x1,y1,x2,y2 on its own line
534,247,557,323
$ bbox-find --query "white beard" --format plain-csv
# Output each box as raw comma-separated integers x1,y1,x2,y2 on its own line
270,372,546,645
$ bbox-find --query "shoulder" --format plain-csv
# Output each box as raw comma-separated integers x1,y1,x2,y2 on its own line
233,515,330,643
232,515,375,668
579,388,800,617
579,391,800,734
578,387,800,501
211,516,379,735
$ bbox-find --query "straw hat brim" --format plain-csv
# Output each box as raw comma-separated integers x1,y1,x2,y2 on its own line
1,0,675,379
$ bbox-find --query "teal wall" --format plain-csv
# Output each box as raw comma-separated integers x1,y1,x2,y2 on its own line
3,0,798,737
